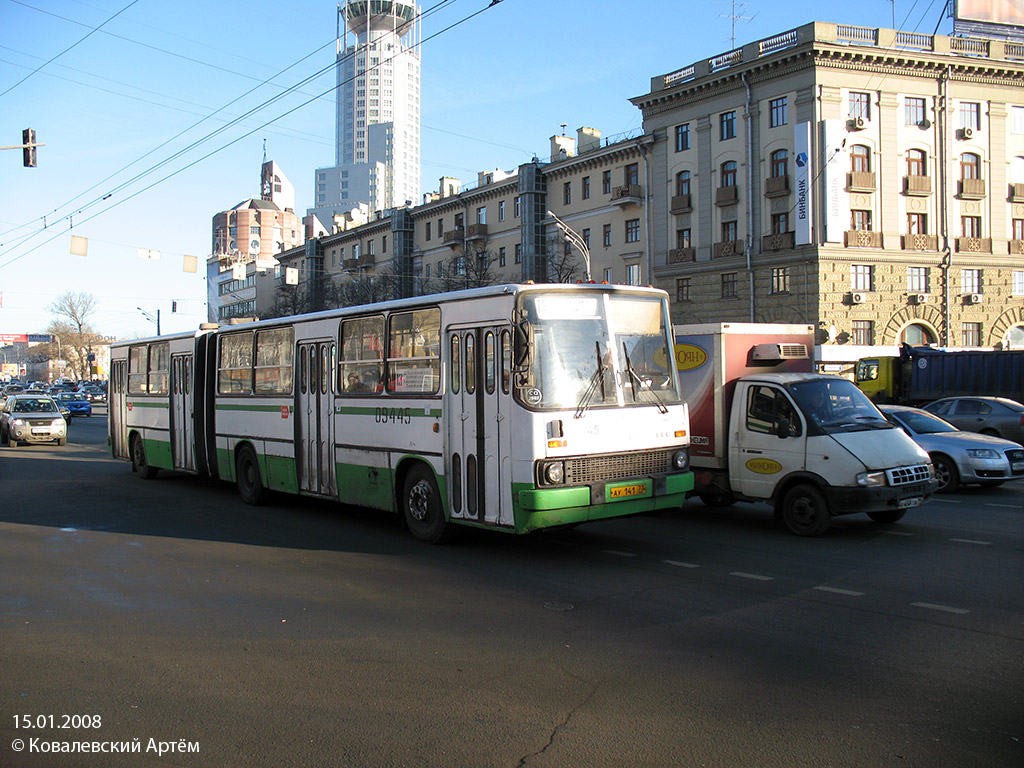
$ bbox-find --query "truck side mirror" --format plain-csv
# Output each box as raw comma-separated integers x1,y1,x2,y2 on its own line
776,418,791,439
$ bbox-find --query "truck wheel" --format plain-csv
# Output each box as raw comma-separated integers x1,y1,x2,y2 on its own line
868,510,905,524
131,434,157,479
931,454,959,493
402,464,450,544
781,484,831,536
236,445,268,506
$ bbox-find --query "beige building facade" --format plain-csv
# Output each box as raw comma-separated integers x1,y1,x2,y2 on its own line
632,21,1024,362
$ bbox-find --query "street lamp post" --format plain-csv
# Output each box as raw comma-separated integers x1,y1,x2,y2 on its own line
137,307,161,335
546,210,592,282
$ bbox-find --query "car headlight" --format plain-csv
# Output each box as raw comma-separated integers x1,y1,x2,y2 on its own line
672,449,690,471
966,449,999,459
51,418,65,428
856,471,887,487
543,461,565,485
12,418,25,427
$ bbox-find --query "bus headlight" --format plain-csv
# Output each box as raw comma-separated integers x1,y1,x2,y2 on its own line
671,449,689,471
543,461,565,485
856,471,887,487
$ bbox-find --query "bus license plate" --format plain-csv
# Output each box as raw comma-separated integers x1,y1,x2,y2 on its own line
898,497,922,509
608,482,649,500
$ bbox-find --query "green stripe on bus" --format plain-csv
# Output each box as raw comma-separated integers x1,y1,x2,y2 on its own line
216,404,293,413
334,406,441,418
130,401,169,409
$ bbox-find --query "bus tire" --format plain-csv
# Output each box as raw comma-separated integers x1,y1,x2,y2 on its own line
781,483,831,537
131,434,158,479
236,445,268,506
402,464,450,544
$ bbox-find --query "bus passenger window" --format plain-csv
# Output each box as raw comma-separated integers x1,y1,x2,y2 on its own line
485,331,495,394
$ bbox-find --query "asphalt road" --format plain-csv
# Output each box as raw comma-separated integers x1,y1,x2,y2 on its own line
1,408,1022,767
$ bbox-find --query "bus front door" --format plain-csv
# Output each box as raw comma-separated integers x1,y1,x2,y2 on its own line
110,358,128,459
170,354,195,472
296,341,336,497
446,325,513,527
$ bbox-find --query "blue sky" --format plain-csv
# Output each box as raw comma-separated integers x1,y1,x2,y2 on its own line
0,0,954,340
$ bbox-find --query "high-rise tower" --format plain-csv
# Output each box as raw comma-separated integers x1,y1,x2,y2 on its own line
310,1,421,230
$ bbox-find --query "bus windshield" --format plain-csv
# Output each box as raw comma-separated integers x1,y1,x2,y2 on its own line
517,291,681,411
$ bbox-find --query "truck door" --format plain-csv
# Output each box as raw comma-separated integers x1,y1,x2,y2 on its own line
729,382,806,499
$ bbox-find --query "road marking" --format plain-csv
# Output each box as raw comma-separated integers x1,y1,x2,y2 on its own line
662,560,700,569
930,499,961,504
912,602,970,615
950,538,991,546
604,550,637,558
730,572,774,581
882,530,914,536
985,504,1020,509
813,586,865,596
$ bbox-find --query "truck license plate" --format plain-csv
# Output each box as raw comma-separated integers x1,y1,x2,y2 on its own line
898,497,922,509
608,482,649,500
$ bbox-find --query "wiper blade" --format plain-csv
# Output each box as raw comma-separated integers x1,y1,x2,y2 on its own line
622,343,668,414
575,341,606,419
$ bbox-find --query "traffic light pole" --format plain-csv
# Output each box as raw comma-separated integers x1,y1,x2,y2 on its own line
0,129,43,167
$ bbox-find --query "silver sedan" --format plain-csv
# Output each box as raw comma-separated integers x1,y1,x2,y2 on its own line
880,405,1024,493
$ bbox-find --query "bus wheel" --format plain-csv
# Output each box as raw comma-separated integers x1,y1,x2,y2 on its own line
236,446,267,506
402,465,450,544
781,484,830,536
131,434,157,479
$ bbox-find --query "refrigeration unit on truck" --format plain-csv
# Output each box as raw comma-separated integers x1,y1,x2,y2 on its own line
674,323,938,536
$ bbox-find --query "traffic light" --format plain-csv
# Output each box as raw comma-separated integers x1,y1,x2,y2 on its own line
171,300,177,313
22,128,36,168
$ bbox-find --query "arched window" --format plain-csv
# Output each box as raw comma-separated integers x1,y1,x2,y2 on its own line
675,170,691,196
770,149,788,178
851,145,871,173
1006,324,1024,350
720,161,737,187
906,149,927,177
900,323,937,345
960,152,981,180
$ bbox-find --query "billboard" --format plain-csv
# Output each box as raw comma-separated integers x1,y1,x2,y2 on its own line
956,0,1024,26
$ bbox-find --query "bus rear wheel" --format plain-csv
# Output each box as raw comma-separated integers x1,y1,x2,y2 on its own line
236,445,268,506
131,434,157,479
402,465,450,544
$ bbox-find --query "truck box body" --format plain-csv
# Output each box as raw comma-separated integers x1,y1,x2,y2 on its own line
674,323,814,469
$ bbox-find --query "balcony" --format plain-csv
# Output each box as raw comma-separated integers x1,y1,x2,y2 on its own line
955,236,991,253
443,228,465,248
901,234,938,251
466,223,488,241
958,178,986,199
715,185,739,206
844,230,884,248
713,240,743,258
1010,183,1024,203
670,194,692,214
668,247,695,263
356,254,375,268
342,257,359,271
764,175,790,197
610,184,643,206
1010,240,1024,255
847,171,876,192
761,231,795,251
904,175,932,196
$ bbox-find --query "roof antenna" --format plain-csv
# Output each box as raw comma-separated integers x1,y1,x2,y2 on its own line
262,138,267,165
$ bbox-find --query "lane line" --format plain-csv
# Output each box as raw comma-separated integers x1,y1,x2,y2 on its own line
663,560,700,569
882,530,914,536
949,538,991,545
929,499,961,504
730,572,774,581
985,504,1021,509
814,586,865,596
912,602,970,615
604,550,637,558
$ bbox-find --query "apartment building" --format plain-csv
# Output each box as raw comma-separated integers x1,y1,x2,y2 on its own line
632,21,1024,359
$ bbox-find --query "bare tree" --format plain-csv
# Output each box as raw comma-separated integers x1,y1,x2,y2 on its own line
46,292,98,380
424,250,501,294
546,235,583,283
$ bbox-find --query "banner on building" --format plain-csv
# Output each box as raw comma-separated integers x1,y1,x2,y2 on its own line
794,122,813,245
821,119,849,244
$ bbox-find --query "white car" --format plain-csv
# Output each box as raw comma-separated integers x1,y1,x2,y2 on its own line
0,395,69,447
880,404,1024,492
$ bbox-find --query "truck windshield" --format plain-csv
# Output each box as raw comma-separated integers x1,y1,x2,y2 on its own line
788,378,893,434
516,291,681,411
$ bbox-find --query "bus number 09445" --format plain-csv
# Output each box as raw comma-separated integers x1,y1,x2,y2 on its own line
375,407,412,425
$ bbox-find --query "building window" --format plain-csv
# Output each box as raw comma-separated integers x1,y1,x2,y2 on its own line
906,149,927,176
852,264,873,292
582,228,591,248
675,170,691,196
676,277,691,302
498,200,506,221
771,212,789,234
905,97,927,126
721,220,737,242
514,197,521,217
676,228,691,248
1012,271,1024,295
959,102,981,130
771,267,790,294
769,97,787,128
563,181,572,205
852,210,872,231
770,149,788,178
851,144,871,173
962,322,982,346
602,170,612,194
625,219,640,243
602,224,612,247
849,91,871,120
626,264,641,285
907,266,929,292
852,320,874,346
1013,107,1024,135
514,244,522,264
720,160,738,187
675,123,690,151
720,111,736,140
601,267,612,283
962,216,982,237
721,272,737,298
1014,219,1024,239
425,222,431,241
624,163,639,186
582,176,591,200
960,152,981,180
499,246,506,267
907,213,928,235
962,268,981,294
476,207,486,225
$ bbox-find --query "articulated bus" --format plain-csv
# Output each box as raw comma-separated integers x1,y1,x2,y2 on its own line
109,283,693,542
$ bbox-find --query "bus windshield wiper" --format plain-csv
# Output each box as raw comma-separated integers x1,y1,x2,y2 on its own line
622,343,668,414
575,341,606,419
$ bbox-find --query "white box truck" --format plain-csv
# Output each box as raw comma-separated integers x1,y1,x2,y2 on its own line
675,323,938,536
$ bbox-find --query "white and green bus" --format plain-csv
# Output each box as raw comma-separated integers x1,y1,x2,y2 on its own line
109,283,693,542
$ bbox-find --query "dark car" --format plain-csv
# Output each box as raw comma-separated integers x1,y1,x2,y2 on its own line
57,392,93,418
923,397,1024,445
78,386,106,404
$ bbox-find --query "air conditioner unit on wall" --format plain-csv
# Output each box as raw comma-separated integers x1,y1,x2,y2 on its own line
964,293,983,304
959,126,975,140
849,116,869,131
909,293,929,305
850,291,867,304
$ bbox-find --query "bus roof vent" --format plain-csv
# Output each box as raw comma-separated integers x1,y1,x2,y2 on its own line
751,343,809,362
199,323,220,330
